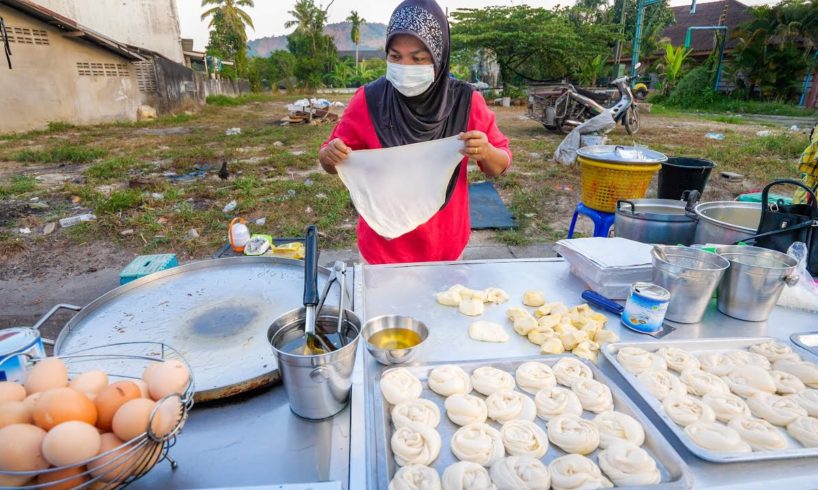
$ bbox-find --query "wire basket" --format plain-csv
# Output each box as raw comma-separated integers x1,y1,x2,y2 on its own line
579,156,661,213
0,342,194,489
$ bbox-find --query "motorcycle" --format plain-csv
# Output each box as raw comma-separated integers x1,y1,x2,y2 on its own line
528,64,642,135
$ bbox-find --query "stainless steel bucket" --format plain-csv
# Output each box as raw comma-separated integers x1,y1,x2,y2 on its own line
268,306,360,420
694,202,762,245
716,246,799,322
652,247,731,323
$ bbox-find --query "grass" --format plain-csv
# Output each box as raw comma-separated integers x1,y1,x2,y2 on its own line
0,175,37,198
10,145,108,164
205,93,274,106
652,98,818,118
85,157,138,182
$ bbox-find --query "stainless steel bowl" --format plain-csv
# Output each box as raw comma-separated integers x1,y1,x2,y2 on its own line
361,315,429,366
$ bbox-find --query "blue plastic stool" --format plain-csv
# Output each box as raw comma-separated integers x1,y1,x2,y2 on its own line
567,202,616,238
119,254,178,285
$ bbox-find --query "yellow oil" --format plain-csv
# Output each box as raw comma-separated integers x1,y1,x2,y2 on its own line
367,328,422,350
281,334,327,356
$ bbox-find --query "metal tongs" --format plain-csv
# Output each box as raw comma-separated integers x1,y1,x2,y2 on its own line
303,226,334,354
316,260,349,347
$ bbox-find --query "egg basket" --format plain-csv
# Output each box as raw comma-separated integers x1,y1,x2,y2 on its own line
0,342,195,489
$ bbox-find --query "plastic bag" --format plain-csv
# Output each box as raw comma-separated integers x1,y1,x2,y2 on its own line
554,110,616,166
777,242,818,311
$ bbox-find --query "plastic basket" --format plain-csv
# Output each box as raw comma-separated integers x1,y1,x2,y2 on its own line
579,156,661,213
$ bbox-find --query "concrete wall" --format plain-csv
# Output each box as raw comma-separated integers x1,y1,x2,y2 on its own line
150,57,248,113
35,0,184,63
0,6,142,132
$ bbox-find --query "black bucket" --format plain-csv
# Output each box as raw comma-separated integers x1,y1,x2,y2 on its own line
658,157,716,200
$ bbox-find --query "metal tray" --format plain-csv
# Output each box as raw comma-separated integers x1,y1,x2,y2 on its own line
367,355,693,489
603,337,818,463
791,332,818,357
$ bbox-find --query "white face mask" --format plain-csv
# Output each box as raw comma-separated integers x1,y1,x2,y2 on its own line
386,62,435,97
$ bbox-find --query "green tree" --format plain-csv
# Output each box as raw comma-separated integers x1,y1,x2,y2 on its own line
657,44,691,95
577,53,608,86
355,58,386,85
284,0,338,88
331,58,356,87
201,0,255,77
346,11,366,73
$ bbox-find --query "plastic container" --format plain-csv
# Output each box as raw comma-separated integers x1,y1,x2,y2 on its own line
577,146,666,213
59,213,96,228
658,157,715,200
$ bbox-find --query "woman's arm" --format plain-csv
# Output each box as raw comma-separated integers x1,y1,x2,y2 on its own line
317,88,369,174
459,131,511,177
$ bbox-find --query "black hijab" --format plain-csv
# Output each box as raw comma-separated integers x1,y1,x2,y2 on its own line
365,0,474,148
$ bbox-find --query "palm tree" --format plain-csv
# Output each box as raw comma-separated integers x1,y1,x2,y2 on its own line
346,11,366,72
201,0,255,31
286,0,335,56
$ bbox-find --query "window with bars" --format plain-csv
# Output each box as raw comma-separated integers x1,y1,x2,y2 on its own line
6,26,49,45
134,61,157,93
76,61,131,78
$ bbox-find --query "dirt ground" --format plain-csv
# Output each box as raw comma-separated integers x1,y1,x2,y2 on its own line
0,95,810,328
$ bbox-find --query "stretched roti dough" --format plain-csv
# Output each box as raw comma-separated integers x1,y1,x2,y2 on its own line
337,136,465,239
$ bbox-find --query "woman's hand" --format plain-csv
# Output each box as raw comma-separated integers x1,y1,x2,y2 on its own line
319,138,351,174
459,131,510,177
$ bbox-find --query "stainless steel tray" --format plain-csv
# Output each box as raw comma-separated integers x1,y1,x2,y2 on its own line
603,337,818,463
791,332,818,357
367,355,693,489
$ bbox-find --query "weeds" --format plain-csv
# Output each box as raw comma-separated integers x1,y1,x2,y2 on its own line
85,157,137,182
206,93,273,106
0,175,37,197
95,189,144,214
11,145,108,164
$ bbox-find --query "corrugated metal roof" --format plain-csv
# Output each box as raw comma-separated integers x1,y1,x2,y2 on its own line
663,0,755,54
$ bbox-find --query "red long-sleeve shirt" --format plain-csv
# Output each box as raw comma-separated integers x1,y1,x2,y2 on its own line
323,88,512,264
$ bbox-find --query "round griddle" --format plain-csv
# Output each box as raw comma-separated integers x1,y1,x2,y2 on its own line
53,257,338,402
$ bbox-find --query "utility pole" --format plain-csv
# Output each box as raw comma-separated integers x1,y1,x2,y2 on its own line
612,0,627,78
630,0,661,78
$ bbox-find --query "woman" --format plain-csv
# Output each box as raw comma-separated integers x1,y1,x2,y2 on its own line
319,0,512,264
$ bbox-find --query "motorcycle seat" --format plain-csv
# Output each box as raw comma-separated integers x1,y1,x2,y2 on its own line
576,87,610,104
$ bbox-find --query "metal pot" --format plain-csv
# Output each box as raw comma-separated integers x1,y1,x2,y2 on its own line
716,246,798,322
694,201,762,245
652,246,730,323
616,197,698,245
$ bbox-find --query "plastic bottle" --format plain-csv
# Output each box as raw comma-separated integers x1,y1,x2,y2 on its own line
59,213,96,228
229,218,250,252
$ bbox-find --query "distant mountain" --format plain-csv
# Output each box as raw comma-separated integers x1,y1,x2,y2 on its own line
248,21,387,58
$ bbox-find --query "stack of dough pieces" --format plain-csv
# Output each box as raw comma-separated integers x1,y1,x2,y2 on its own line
435,284,509,318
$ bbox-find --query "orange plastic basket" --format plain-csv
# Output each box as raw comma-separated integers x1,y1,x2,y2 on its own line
578,156,661,213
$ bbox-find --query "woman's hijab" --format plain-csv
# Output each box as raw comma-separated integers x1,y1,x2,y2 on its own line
365,0,474,148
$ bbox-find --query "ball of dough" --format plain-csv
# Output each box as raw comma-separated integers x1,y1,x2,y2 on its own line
506,307,531,322
656,347,701,373
469,321,509,343
437,290,462,307
724,365,776,398
450,423,505,467
391,422,442,466
788,389,818,417
489,456,550,490
499,420,549,458
787,416,818,448
547,415,600,455
698,352,738,377
486,390,536,424
662,394,716,427
471,367,515,396
539,337,565,355
534,386,582,421
528,326,556,346
725,350,771,370
680,368,730,397
441,461,494,490
381,368,423,405
483,287,510,304
548,454,612,490
392,398,441,429
389,464,442,490
774,359,818,388
515,362,556,395
573,340,600,364
772,370,806,395
594,329,620,345
572,379,613,413
684,422,752,453
749,341,800,363
701,392,751,423
459,299,485,317
593,411,645,448
556,325,588,351
512,315,540,336
746,392,807,426
728,416,788,451
552,358,593,387
637,369,687,401
429,365,472,397
616,347,667,375
522,291,546,307
597,442,661,486
445,394,488,427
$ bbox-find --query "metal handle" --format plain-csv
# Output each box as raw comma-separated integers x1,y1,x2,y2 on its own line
32,304,82,346
616,200,636,214
784,274,800,287
303,225,319,307
581,290,624,315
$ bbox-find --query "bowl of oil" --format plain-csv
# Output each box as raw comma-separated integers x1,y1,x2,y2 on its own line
361,315,428,366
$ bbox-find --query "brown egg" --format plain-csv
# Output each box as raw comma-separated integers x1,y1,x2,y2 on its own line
0,423,49,486
42,421,102,467
94,381,141,432
112,398,164,442
133,379,150,398
69,370,109,396
24,357,68,395
33,388,97,430
154,396,183,438
0,382,26,403
22,392,42,415
36,465,90,490
143,360,190,401
88,432,162,482
0,401,33,428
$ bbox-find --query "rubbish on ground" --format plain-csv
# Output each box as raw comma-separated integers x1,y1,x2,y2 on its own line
19,227,31,234
71,196,82,204
720,171,744,182
28,202,49,210
290,150,305,156
59,213,96,228
284,98,341,126
255,217,267,226
756,130,772,137
137,105,157,121
304,178,314,187
243,235,272,256
151,193,164,201
185,228,199,240
705,132,725,141
223,200,238,213
273,141,284,147
528,152,543,159
315,192,327,200
30,197,39,202
225,127,242,136
164,164,210,182
555,110,616,166
120,229,135,236
790,125,800,132
42,222,55,235
272,241,305,260
229,217,250,252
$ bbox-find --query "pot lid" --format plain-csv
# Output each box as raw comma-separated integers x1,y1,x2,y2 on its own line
577,145,668,165
617,199,697,222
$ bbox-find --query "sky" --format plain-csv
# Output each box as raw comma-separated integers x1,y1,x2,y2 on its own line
177,0,778,51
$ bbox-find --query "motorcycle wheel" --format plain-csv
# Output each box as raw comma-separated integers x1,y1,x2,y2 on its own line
624,107,640,135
